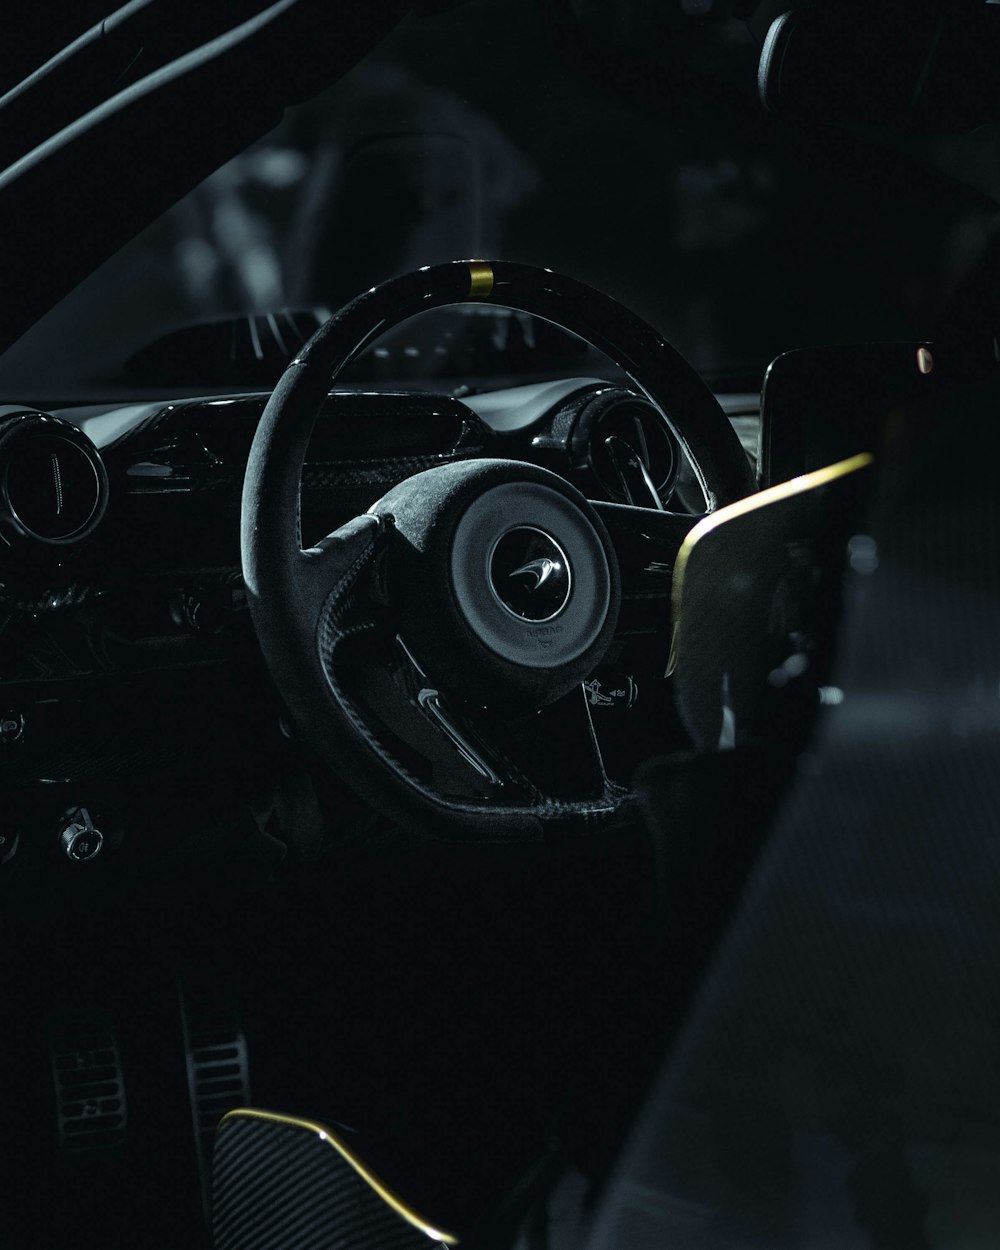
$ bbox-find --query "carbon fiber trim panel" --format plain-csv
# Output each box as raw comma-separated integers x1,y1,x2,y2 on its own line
212,1111,457,1249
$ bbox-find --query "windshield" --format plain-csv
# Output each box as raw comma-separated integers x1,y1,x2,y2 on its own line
0,0,988,401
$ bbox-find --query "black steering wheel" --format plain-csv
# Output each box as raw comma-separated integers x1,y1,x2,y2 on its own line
241,261,755,841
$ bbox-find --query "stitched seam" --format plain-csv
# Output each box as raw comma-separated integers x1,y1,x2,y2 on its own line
320,613,629,829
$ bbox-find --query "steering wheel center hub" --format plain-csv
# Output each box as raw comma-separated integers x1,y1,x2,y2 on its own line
488,527,572,622
370,460,620,712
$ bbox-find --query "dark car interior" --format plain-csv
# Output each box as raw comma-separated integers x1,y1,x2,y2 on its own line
2,0,1000,1246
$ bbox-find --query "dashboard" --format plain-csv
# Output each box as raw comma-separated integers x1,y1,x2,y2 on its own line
0,378,759,891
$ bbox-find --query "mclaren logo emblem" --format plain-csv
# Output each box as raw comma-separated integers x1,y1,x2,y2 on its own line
509,557,558,590
489,527,572,622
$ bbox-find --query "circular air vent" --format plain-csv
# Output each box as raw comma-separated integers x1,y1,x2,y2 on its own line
0,412,108,546
571,390,680,506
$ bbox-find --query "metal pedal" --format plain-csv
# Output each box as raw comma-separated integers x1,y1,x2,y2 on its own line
50,1015,127,1154
180,966,251,1217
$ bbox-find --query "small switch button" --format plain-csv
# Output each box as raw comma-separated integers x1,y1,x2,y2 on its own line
58,808,104,863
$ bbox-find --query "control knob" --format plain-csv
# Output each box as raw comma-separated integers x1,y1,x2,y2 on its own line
58,807,104,863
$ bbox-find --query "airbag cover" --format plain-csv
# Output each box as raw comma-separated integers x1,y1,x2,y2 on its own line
369,459,619,712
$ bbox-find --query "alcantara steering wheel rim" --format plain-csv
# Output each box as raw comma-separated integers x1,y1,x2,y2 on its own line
241,260,756,841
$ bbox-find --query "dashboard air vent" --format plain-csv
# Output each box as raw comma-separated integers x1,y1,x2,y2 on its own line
0,411,108,545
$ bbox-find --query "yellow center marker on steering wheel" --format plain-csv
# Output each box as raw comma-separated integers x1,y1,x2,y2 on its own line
467,261,494,300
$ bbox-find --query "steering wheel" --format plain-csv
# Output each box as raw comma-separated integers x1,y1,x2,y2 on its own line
241,261,755,841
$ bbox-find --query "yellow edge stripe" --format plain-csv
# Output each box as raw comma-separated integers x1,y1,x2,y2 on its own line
667,452,874,675
467,261,494,301
220,1108,460,1245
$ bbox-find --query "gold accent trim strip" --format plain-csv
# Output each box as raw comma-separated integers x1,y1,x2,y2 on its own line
668,452,874,675
467,261,494,301
220,1108,460,1245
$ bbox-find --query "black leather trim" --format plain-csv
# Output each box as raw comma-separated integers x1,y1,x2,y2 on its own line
295,262,755,511
314,561,630,843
